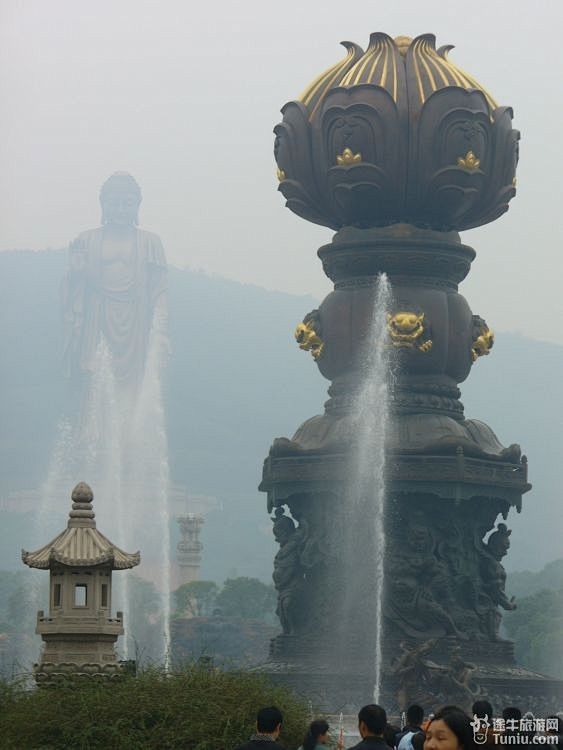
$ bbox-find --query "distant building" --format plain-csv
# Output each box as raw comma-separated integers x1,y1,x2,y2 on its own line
169,485,217,590
176,514,204,585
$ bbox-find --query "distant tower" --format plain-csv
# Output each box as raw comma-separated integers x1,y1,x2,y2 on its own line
21,482,140,683
176,514,204,585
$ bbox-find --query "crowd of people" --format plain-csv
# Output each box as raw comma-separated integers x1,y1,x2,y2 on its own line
235,702,562,750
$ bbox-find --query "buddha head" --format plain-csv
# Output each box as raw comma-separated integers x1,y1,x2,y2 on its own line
100,172,142,226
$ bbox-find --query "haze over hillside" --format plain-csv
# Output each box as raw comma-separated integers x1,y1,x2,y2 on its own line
0,249,561,581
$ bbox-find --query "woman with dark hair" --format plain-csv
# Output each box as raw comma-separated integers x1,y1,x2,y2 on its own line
299,719,343,750
424,709,475,750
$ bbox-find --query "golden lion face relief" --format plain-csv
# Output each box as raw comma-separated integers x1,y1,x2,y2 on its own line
295,321,324,360
387,312,425,340
470,315,494,363
472,328,494,361
387,312,433,353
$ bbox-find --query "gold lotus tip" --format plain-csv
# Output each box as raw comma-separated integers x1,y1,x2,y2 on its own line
457,150,481,171
394,36,413,57
336,148,362,166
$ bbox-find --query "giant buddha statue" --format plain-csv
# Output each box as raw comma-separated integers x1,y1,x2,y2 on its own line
62,172,166,385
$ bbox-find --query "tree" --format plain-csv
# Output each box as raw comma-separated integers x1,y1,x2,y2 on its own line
173,581,218,618
214,577,276,621
503,585,563,678
508,558,563,598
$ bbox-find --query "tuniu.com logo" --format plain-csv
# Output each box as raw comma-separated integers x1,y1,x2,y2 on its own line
472,715,491,745
471,715,560,745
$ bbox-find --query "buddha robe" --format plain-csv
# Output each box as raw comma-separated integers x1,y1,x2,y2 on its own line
62,227,167,383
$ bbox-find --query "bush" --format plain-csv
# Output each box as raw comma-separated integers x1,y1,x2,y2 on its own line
0,666,308,749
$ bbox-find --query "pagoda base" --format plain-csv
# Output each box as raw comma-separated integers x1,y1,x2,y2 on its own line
34,660,129,684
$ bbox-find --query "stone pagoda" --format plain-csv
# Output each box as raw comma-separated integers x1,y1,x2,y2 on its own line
176,514,204,585
259,32,563,712
22,482,140,683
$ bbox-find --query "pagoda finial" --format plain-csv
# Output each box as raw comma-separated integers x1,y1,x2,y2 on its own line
68,481,95,527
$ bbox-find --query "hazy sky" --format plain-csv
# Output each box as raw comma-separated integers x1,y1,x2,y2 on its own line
1,0,563,345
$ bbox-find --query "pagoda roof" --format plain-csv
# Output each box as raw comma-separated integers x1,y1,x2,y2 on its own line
22,482,140,571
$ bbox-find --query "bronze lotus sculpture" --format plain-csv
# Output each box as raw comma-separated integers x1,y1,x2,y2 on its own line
259,31,563,714
274,33,518,232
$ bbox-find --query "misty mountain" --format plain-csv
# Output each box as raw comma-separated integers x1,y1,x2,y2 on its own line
0,249,561,582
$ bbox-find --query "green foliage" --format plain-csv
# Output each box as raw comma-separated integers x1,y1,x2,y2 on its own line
0,666,308,750
503,559,563,678
503,585,563,678
171,577,276,622
215,577,276,622
507,558,563,599
173,581,219,618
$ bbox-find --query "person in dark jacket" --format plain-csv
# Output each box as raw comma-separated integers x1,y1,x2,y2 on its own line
396,705,425,750
350,704,390,750
234,706,286,750
385,723,401,749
